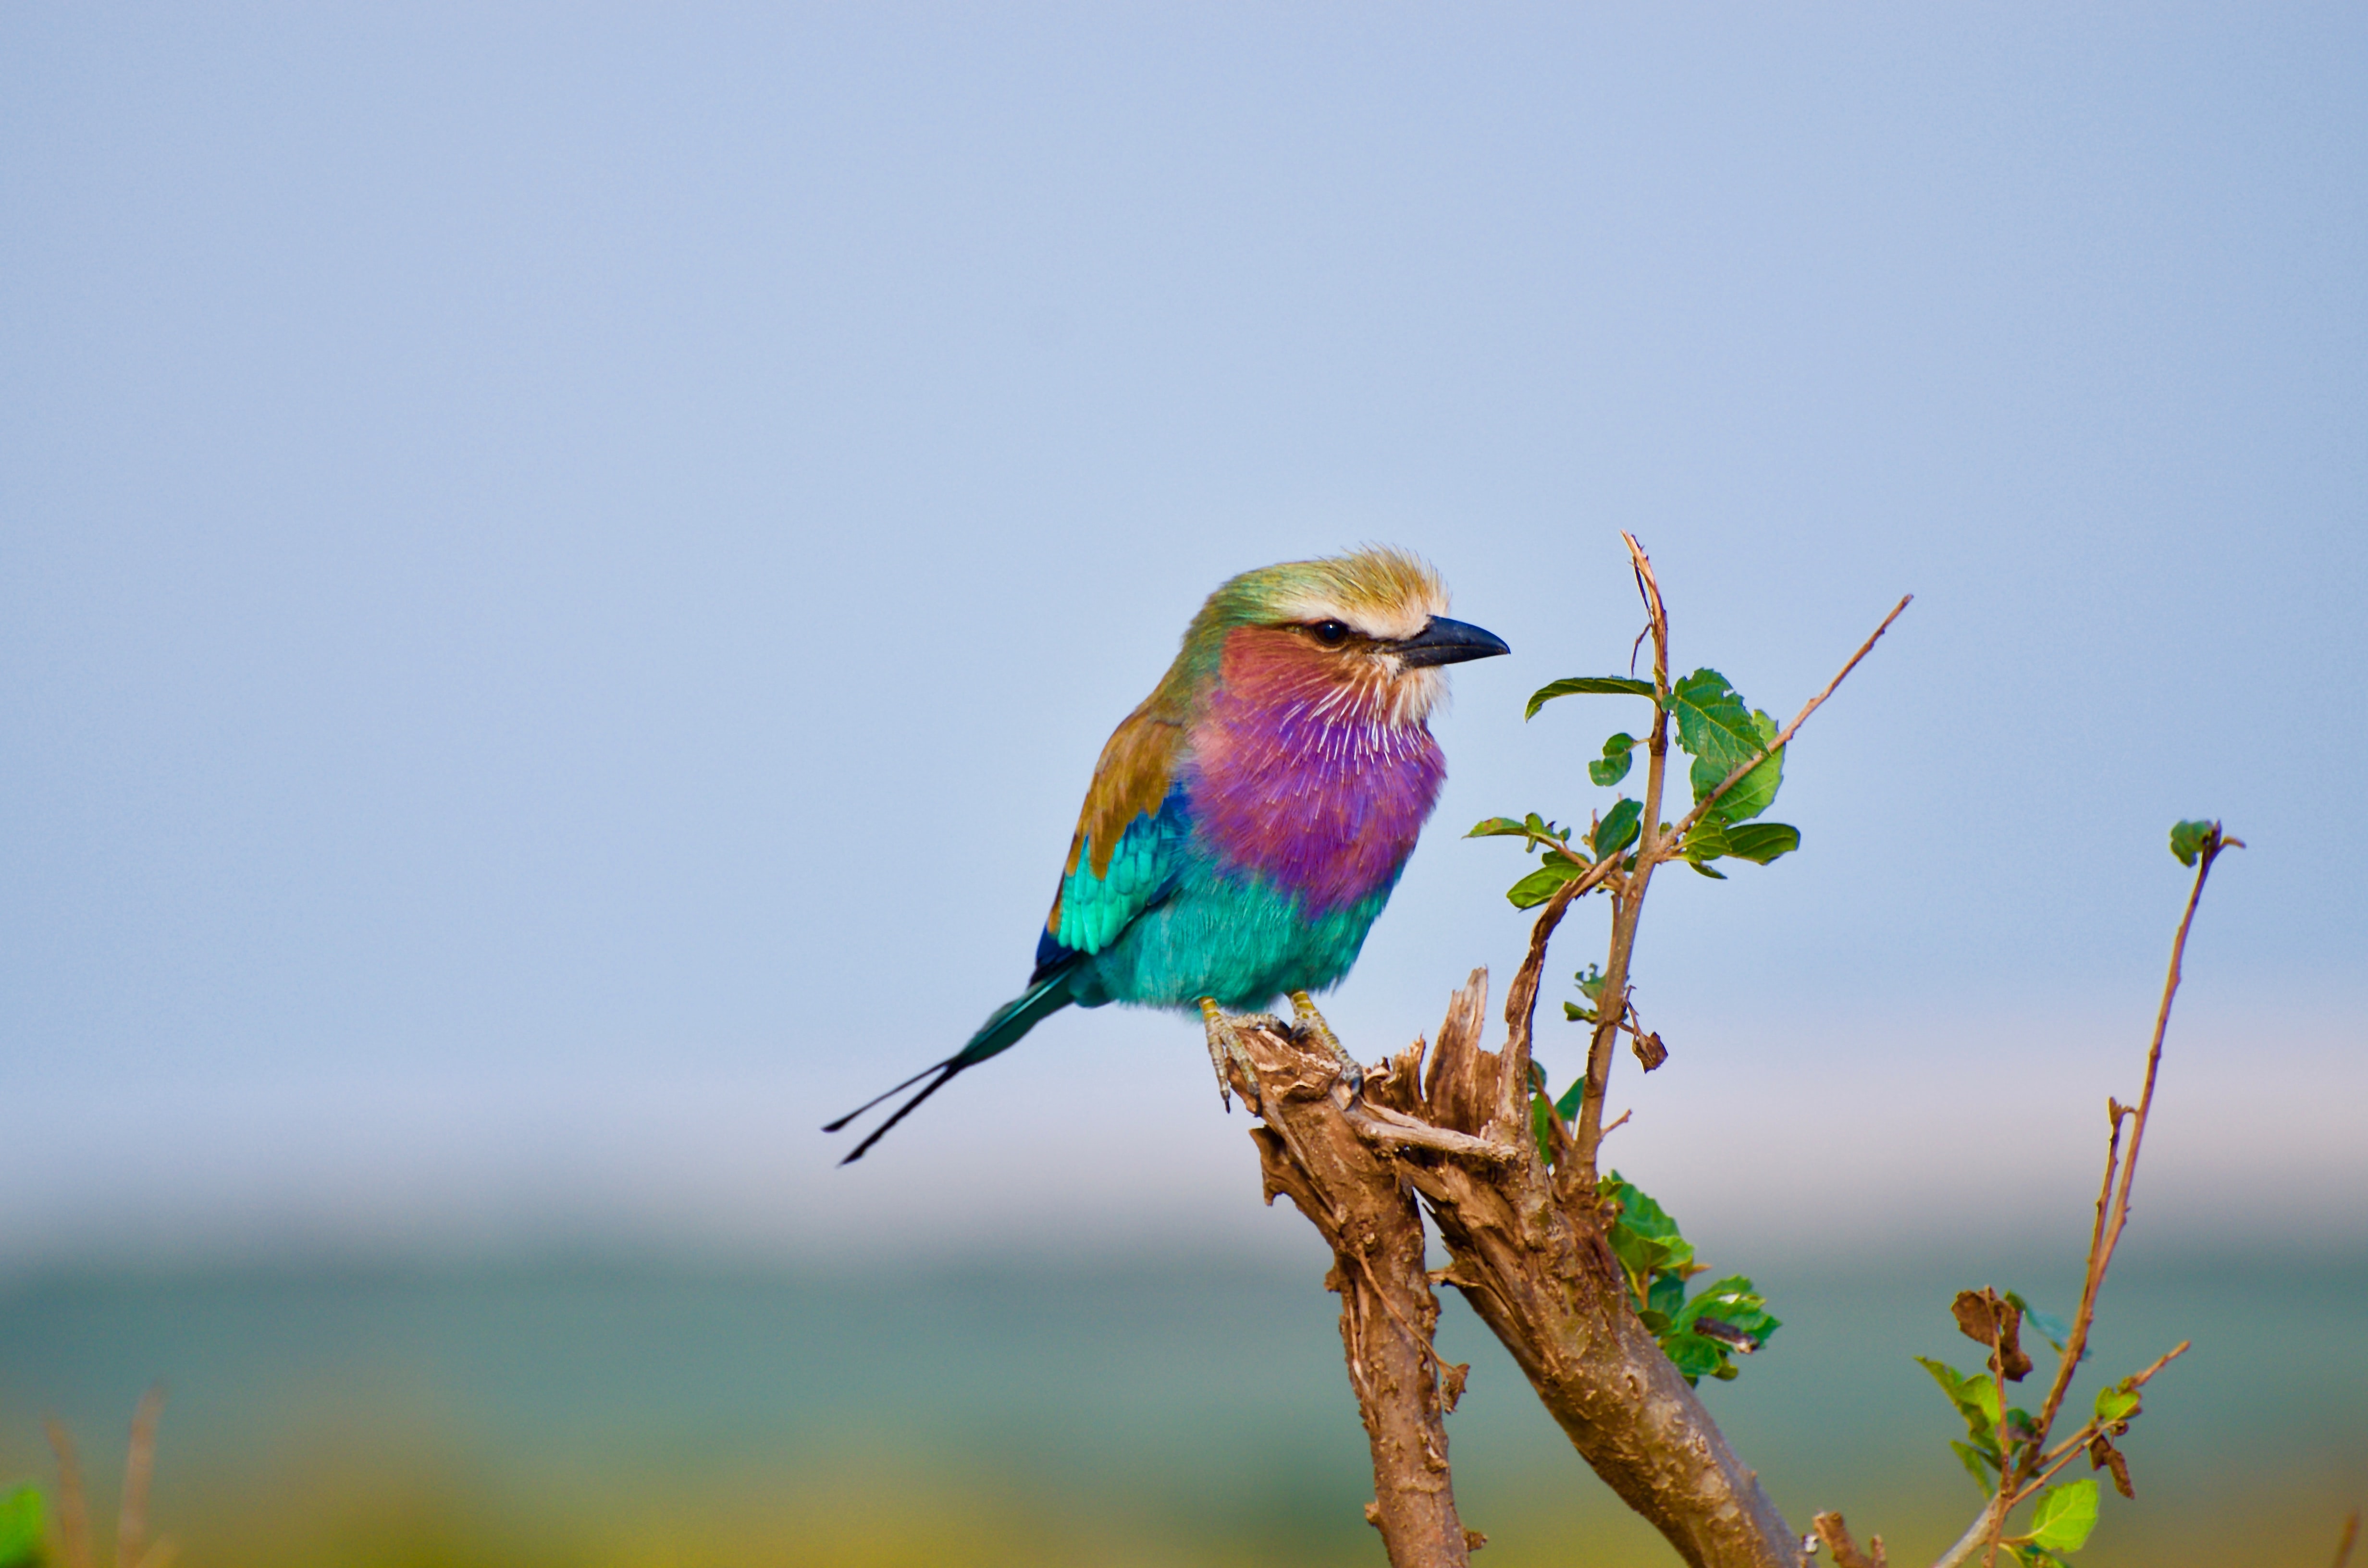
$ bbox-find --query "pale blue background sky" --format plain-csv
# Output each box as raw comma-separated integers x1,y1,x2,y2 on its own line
4,4,2362,1264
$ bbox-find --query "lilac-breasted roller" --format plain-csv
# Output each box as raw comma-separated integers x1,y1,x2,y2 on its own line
827,548,1508,1162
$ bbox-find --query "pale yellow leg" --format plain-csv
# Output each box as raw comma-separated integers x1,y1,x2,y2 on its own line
1289,991,1365,1095
1199,997,1265,1114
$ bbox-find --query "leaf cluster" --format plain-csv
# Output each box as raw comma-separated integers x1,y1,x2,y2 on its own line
1598,1171,1780,1386
1475,665,1801,908
1919,1285,2157,1566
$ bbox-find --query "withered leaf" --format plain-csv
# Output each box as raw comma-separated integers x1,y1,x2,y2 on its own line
2089,1433,2135,1498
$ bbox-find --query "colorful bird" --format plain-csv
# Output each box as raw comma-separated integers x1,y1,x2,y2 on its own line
827,548,1508,1163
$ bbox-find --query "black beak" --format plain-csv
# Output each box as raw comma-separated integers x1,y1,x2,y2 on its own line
1394,616,1511,669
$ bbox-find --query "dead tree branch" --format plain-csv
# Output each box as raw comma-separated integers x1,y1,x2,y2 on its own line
1234,972,1799,1568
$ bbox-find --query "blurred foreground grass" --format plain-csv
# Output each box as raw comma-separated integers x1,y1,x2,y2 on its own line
1,1243,2359,1566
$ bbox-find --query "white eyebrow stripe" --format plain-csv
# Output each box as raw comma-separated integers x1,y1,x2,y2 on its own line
1264,593,1433,642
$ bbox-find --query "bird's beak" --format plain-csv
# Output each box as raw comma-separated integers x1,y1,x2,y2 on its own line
1393,616,1511,668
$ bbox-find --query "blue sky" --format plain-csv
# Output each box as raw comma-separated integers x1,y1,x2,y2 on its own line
3,4,2361,1264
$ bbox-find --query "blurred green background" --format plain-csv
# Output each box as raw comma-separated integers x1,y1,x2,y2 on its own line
4,1241,2359,1566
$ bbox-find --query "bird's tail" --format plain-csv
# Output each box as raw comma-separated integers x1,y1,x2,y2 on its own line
823,965,1076,1164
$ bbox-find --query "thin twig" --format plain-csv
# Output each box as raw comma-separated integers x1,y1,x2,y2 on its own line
117,1385,166,1568
46,1418,93,1568
1664,593,1913,850
2024,833,2231,1482
1571,535,1673,1181
2333,1507,2359,1568
1936,831,2234,1568
1982,1307,2013,1568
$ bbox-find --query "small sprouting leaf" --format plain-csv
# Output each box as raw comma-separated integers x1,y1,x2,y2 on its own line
1467,816,1532,838
1574,963,1606,1000
2168,819,2215,866
0,1486,43,1568
1669,669,1762,771
2094,1384,2140,1424
1531,1092,1555,1158
1721,823,1801,864
2026,1480,2100,1553
1950,1440,1998,1495
1594,798,1643,858
1590,732,1638,787
1526,675,1659,719
1468,813,1579,855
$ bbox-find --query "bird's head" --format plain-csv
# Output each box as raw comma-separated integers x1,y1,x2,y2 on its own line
1180,547,1510,725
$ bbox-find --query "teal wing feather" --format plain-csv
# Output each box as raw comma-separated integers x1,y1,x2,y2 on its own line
1035,710,1191,976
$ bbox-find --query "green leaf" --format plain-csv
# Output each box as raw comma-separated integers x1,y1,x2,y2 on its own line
1506,857,1589,909
1685,817,1732,862
1590,732,1638,787
1602,1172,1685,1243
1468,812,1577,850
1669,669,1762,771
1593,798,1643,858
1691,709,1786,822
1553,1078,1587,1120
1527,675,1659,719
1467,815,1532,839
1663,1331,1727,1384
1676,1276,1782,1350
2168,819,2215,866
2094,1384,2140,1424
1720,822,1801,864
1917,1357,2002,1450
1950,1439,1998,1494
2027,1480,2100,1553
0,1485,43,1568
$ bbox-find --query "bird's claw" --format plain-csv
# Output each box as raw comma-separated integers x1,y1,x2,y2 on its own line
1290,991,1365,1099
1199,998,1270,1115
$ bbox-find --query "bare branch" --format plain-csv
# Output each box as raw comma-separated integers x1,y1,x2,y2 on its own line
1665,593,1913,849
1814,1512,1889,1568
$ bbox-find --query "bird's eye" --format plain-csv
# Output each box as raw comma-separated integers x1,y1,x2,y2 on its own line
1312,620,1350,646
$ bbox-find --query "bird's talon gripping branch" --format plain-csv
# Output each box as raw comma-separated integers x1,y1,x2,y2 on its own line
1201,997,1266,1114
1289,990,1364,1098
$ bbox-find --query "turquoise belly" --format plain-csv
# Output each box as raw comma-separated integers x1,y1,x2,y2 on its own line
1067,866,1396,1013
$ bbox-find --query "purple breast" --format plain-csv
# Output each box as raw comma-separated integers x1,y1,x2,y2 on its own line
1188,635,1446,916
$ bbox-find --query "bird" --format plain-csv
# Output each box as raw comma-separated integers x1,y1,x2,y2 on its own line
826,547,1509,1163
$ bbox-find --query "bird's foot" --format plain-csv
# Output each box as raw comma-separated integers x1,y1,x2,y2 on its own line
1289,991,1365,1099
1199,998,1273,1115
